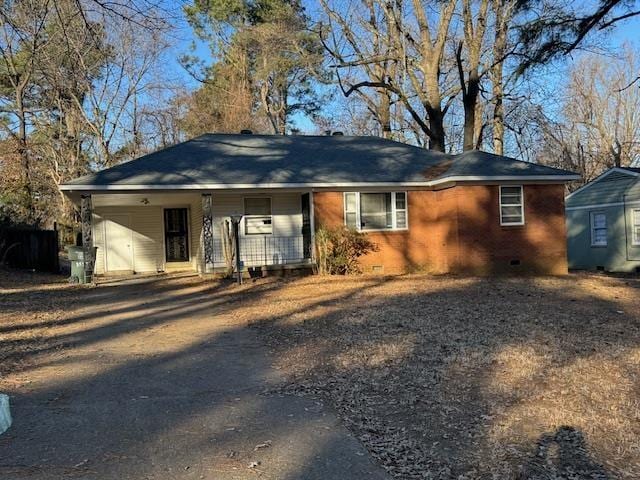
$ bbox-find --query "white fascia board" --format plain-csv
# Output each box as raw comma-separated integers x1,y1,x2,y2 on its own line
59,175,580,192
61,181,431,191
429,175,579,184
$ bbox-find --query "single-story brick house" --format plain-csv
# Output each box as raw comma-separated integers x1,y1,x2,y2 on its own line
565,167,640,273
60,133,578,279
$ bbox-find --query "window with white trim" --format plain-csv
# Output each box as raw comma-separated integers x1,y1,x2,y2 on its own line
244,197,272,235
395,192,407,228
344,192,408,231
345,192,358,229
590,211,607,246
499,185,524,225
633,208,640,245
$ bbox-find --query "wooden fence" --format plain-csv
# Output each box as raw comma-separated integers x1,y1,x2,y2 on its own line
0,228,60,273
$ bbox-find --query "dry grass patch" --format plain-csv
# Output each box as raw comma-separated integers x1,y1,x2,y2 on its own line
2,268,639,479
254,273,640,479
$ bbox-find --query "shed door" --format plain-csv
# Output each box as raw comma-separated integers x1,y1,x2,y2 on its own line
104,214,133,271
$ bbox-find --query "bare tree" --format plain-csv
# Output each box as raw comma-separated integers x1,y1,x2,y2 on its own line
538,49,640,188
65,13,169,166
320,0,401,139
321,0,459,151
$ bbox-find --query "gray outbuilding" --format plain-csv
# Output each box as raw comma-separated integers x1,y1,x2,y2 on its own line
566,167,640,273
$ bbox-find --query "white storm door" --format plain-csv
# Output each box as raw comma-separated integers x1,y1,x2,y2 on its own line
104,214,133,271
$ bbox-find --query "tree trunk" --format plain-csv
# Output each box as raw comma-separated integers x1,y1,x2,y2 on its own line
379,89,392,138
424,58,448,152
460,0,489,152
492,86,505,155
491,0,508,156
279,84,287,135
15,89,34,223
427,106,446,152
463,70,481,151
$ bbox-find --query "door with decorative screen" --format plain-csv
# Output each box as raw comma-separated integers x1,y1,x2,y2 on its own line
164,208,189,262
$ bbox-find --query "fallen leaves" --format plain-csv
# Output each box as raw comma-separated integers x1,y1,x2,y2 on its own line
255,273,640,479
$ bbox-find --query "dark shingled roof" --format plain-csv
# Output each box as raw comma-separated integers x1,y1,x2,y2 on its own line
62,134,578,189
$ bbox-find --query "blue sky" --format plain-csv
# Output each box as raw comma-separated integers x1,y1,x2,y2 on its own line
162,2,640,134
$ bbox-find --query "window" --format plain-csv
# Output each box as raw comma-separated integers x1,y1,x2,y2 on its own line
244,197,272,235
590,211,607,246
395,192,407,228
499,185,524,225
343,192,408,231
633,209,640,245
361,193,393,229
345,192,358,229
164,208,189,262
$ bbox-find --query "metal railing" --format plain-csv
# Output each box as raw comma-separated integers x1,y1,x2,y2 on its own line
212,235,310,268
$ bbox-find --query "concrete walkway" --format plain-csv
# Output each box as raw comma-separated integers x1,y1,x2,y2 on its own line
0,277,389,479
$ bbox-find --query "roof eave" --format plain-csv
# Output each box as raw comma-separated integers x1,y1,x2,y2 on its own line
59,174,581,192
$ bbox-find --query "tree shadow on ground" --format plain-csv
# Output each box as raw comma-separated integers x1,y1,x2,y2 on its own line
251,274,639,478
0,274,392,479
0,272,637,479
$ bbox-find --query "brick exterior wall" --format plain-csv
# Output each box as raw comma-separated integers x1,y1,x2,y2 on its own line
313,184,568,275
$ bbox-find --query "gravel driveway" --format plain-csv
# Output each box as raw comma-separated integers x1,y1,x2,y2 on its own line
0,273,389,479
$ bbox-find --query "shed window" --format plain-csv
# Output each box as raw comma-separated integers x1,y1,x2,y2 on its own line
499,186,524,225
244,197,272,235
590,212,608,246
343,192,408,231
633,209,640,245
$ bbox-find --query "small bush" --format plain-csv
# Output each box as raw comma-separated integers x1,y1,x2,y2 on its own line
315,226,377,275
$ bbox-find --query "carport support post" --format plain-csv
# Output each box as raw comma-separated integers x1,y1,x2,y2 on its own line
80,194,94,283
202,194,214,273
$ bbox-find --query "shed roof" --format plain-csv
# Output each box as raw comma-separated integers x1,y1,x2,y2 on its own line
61,134,578,191
566,167,640,207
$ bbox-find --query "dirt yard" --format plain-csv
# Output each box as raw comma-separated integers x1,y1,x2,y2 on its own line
1,269,639,479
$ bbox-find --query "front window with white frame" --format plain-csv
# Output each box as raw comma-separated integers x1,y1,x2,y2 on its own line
590,211,607,246
499,185,524,225
244,197,272,235
344,192,407,231
632,208,640,245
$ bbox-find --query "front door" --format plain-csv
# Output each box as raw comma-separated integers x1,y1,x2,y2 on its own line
164,208,190,262
104,214,133,271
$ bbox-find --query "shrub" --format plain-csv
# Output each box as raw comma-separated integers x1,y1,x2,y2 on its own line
315,226,377,275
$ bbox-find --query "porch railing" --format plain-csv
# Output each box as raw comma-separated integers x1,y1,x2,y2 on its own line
212,235,311,268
